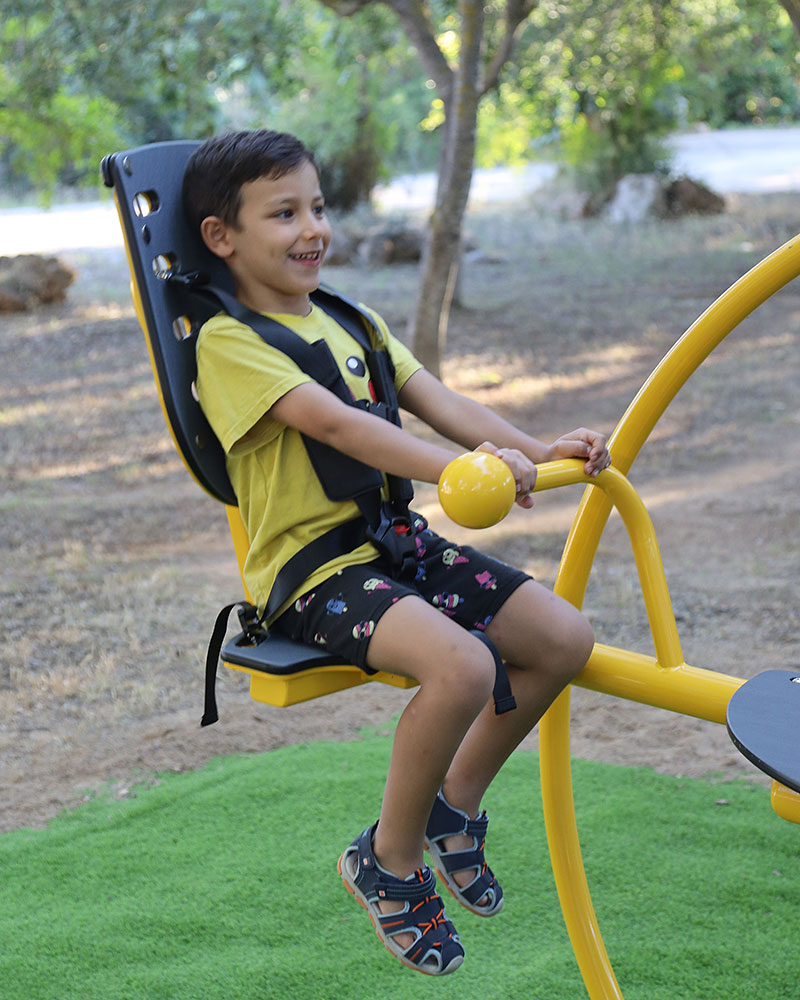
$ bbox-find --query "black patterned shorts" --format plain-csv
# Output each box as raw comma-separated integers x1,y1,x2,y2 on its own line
272,514,531,672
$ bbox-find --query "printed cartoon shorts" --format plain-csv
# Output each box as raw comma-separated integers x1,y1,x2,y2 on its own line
272,514,531,672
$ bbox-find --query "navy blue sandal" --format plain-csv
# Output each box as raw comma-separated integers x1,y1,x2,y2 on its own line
338,823,464,976
424,789,504,917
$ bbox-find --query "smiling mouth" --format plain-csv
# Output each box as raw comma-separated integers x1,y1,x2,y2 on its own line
289,250,322,263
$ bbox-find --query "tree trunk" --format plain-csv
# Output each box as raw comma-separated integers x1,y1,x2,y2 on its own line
323,0,536,377
409,2,485,377
778,0,800,37
322,0,536,375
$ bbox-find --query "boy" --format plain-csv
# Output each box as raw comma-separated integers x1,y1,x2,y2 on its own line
184,129,609,976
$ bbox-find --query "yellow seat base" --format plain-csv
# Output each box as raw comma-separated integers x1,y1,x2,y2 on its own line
224,660,417,708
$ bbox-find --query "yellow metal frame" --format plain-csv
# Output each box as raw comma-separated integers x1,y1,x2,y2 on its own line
535,232,800,999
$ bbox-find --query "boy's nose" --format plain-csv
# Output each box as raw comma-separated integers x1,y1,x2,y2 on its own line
302,212,326,238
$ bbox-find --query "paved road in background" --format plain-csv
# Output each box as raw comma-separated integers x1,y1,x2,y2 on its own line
376,127,800,209
1,127,799,256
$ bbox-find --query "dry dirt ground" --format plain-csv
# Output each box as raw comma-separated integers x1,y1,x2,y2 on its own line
1,192,799,832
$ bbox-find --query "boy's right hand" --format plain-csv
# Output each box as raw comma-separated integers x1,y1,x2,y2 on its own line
476,442,537,509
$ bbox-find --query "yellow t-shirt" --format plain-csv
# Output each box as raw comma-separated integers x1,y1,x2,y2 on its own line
196,302,422,622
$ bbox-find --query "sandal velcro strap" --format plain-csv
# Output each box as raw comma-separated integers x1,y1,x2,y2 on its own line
361,857,437,903
424,790,504,918
441,855,495,909
464,814,489,839
437,845,485,878
338,822,464,976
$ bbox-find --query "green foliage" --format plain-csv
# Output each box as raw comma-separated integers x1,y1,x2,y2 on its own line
475,0,800,192
485,0,685,190
2,0,800,200
0,0,437,202
476,83,542,167
0,13,124,199
0,91,122,200
228,5,437,208
678,0,800,126
559,0,683,190
0,0,243,196
559,114,672,194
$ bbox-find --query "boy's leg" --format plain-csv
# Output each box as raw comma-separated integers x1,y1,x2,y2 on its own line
273,562,496,870
278,564,495,961
362,594,497,879
406,523,593,821
442,578,594,817
350,593,497,951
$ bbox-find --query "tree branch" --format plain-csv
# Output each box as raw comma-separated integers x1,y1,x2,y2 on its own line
386,0,453,98
433,2,483,213
321,0,453,97
481,0,537,96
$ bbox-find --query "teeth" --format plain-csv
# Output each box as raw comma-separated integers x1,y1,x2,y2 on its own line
292,252,319,260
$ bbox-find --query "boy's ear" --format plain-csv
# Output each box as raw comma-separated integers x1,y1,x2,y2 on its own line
200,216,234,259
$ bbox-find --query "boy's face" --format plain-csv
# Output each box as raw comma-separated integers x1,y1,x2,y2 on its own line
202,159,331,315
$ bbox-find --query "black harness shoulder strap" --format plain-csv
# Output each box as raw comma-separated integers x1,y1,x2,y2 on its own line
174,268,417,591
173,272,372,394
170,271,411,508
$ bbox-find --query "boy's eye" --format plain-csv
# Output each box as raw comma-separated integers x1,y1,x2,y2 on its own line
313,204,326,216
275,208,294,219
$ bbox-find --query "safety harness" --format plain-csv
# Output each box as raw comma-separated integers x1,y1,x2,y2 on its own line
169,272,516,724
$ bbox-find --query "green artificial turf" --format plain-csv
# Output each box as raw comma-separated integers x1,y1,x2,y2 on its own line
1,735,797,1000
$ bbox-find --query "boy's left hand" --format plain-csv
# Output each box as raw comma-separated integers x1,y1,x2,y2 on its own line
547,428,611,478
476,442,537,508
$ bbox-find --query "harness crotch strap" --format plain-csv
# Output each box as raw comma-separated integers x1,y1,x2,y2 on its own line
365,504,417,582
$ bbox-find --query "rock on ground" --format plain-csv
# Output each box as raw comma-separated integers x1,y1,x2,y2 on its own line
0,254,75,312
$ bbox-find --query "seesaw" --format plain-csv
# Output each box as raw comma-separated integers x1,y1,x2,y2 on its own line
101,141,800,1000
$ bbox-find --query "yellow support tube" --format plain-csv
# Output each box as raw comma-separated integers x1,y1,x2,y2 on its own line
537,233,800,999
580,644,742,726
540,689,623,997
534,462,683,670
536,463,744,723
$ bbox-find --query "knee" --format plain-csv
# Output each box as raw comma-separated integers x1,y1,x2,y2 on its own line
556,613,595,683
430,636,495,715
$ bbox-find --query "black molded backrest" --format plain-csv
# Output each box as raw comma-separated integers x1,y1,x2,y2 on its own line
101,141,237,505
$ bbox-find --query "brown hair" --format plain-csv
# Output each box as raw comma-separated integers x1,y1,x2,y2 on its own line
182,129,318,234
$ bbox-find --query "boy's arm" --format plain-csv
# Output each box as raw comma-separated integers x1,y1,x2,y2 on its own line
268,365,605,505
398,369,609,477
268,380,463,486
